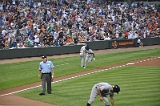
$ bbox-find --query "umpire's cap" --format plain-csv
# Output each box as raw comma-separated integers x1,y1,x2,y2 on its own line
113,85,120,94
42,55,47,59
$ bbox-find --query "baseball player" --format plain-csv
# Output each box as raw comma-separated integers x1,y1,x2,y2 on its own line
86,82,120,106
85,47,95,63
80,43,88,68
137,37,143,48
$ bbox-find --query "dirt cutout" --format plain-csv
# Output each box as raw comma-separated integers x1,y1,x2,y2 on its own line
0,45,160,106
128,57,160,66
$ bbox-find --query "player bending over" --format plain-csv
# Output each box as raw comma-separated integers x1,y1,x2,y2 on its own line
86,82,120,106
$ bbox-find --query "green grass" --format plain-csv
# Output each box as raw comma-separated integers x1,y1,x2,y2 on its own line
0,48,160,90
15,66,160,106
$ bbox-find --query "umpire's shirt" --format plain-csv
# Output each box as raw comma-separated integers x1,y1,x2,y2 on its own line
39,60,54,73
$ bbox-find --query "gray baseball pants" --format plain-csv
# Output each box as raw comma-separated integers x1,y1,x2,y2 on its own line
41,73,52,94
86,54,93,63
80,53,86,67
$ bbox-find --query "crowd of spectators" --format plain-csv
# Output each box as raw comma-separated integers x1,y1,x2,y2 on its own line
0,0,160,49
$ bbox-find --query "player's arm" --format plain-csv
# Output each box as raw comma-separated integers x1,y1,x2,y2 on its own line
38,64,42,78
38,70,41,78
51,62,55,81
89,49,95,59
83,49,86,54
51,68,54,80
110,98,114,106
81,47,85,54
110,93,114,106
93,53,95,59
97,88,103,101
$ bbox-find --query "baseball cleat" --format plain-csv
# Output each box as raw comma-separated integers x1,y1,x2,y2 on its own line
39,93,45,95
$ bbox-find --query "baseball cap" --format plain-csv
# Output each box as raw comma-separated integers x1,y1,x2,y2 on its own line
113,85,120,94
42,55,47,59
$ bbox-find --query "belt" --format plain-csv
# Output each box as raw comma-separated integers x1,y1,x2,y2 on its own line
42,72,51,74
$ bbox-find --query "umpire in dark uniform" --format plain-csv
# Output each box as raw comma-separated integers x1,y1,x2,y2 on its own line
38,55,54,95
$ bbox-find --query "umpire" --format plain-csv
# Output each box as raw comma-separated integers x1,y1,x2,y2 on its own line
38,55,54,95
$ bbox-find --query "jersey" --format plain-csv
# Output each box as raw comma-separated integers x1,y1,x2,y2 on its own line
95,82,114,98
39,60,54,73
80,45,86,54
80,45,86,56
86,49,93,54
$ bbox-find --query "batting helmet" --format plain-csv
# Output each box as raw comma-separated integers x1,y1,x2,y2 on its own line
113,85,120,94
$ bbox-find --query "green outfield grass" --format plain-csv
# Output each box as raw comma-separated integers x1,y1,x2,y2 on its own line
15,66,160,106
0,48,160,90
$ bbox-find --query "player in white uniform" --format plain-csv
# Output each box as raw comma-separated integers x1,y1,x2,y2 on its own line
85,48,95,63
80,44,87,68
86,82,120,106
80,44,95,68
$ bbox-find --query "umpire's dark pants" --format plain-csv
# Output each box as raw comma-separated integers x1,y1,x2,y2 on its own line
41,73,52,94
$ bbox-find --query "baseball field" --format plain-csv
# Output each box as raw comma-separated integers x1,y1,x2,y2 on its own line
0,46,160,106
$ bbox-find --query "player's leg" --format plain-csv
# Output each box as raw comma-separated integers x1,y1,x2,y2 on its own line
86,54,89,62
41,74,47,94
140,42,143,47
93,53,95,60
102,97,110,106
81,57,84,67
82,55,86,68
87,85,98,105
46,74,52,94
88,54,93,62
84,54,89,68
80,53,85,67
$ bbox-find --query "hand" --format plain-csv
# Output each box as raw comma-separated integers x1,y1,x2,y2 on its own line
51,77,54,82
100,96,103,101
51,75,54,82
38,74,40,78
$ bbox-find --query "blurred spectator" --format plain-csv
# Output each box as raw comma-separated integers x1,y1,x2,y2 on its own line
0,0,159,50
53,39,59,46
11,36,17,48
73,35,78,45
